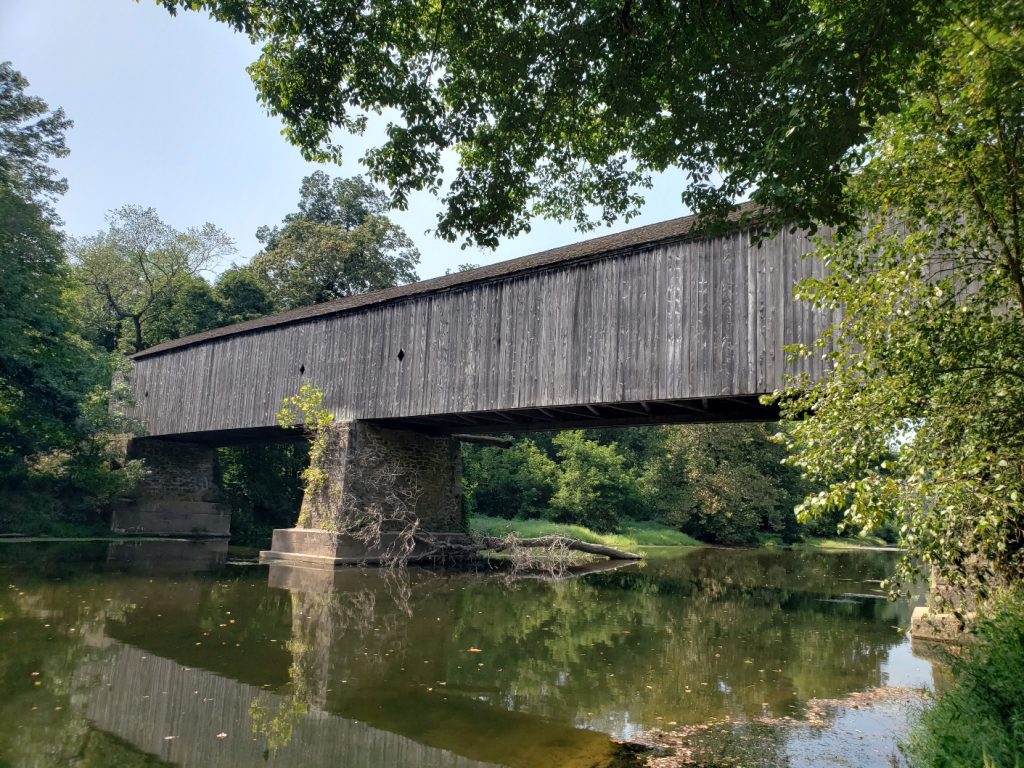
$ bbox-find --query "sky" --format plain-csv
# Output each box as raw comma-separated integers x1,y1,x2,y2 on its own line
0,0,695,279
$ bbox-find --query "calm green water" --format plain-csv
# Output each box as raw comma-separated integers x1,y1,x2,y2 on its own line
0,541,933,768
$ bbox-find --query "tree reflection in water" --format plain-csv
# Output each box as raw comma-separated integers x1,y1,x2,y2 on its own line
0,542,931,768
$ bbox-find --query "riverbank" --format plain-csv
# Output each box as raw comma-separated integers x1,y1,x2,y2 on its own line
639,686,930,768
468,516,703,549
0,520,896,554
468,516,896,553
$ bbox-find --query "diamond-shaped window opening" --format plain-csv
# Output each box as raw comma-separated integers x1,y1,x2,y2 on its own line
397,349,406,362
299,364,305,375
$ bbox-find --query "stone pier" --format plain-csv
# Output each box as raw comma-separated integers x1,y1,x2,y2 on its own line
260,421,463,565
909,565,987,646
111,438,230,537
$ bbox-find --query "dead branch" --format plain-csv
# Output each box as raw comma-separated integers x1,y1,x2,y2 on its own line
476,535,641,561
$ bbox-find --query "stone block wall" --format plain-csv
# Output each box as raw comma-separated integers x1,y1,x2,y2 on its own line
111,437,229,536
126,438,221,501
299,421,462,533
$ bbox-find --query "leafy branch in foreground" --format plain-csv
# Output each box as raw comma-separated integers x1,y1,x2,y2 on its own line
774,2,1024,603
156,0,945,246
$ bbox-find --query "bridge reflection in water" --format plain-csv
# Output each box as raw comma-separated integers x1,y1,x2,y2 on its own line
0,541,936,768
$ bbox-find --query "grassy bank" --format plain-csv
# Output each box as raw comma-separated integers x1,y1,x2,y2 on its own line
468,516,702,549
469,517,895,553
801,535,895,550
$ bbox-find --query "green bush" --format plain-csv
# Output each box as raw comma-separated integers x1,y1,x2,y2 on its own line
462,439,557,520
217,443,307,548
549,431,639,532
904,586,1024,768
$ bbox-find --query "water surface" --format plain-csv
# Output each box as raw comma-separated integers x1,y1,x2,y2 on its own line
0,541,933,767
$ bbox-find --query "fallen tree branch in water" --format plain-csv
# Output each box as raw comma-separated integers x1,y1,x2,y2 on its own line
475,535,641,561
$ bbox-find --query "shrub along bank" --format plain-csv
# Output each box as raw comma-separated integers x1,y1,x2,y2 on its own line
903,586,1024,767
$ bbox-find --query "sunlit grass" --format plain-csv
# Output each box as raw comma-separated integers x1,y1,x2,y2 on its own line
800,535,893,550
468,516,702,549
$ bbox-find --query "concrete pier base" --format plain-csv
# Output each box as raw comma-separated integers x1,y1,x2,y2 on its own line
908,565,987,645
111,437,229,537
260,527,470,566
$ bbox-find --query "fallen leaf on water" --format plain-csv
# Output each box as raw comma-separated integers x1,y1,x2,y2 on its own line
467,647,482,653
216,733,227,739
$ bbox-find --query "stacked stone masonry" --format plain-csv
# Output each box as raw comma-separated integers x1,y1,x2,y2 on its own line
111,438,229,537
300,420,462,533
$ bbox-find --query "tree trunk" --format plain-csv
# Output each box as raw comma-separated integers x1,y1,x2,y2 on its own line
131,315,144,353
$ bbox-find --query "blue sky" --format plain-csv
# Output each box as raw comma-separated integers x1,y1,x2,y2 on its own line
0,0,695,278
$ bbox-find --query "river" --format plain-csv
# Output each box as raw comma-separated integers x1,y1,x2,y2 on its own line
0,541,936,767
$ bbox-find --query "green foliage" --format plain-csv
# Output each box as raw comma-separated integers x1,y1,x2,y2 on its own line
213,266,273,324
141,272,221,348
469,515,700,549
71,205,234,352
462,440,557,520
216,443,307,547
158,0,942,246
276,382,334,528
250,171,419,310
276,381,334,432
464,424,820,544
549,431,638,532
662,424,808,545
903,586,1024,768
0,63,141,533
775,1,1024,596
0,61,71,211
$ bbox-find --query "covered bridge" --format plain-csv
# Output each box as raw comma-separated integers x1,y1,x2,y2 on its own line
116,207,836,557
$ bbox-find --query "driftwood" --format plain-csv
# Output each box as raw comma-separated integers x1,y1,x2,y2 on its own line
476,535,641,561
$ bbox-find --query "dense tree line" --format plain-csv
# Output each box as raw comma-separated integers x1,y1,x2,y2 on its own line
463,425,850,545
68,170,420,355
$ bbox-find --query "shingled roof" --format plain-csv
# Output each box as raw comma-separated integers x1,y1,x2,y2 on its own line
134,201,762,359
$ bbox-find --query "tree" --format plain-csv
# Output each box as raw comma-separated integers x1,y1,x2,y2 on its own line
72,206,234,352
775,1,1024,596
158,0,943,246
250,171,419,309
0,62,73,434
462,439,557,520
549,431,638,532
142,272,221,348
658,424,805,545
214,265,274,324
0,63,139,528
0,61,70,214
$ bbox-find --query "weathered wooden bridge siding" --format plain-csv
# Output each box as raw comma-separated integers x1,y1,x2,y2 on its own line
128,225,834,438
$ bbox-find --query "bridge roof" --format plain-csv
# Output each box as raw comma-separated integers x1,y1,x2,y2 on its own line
135,201,760,359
